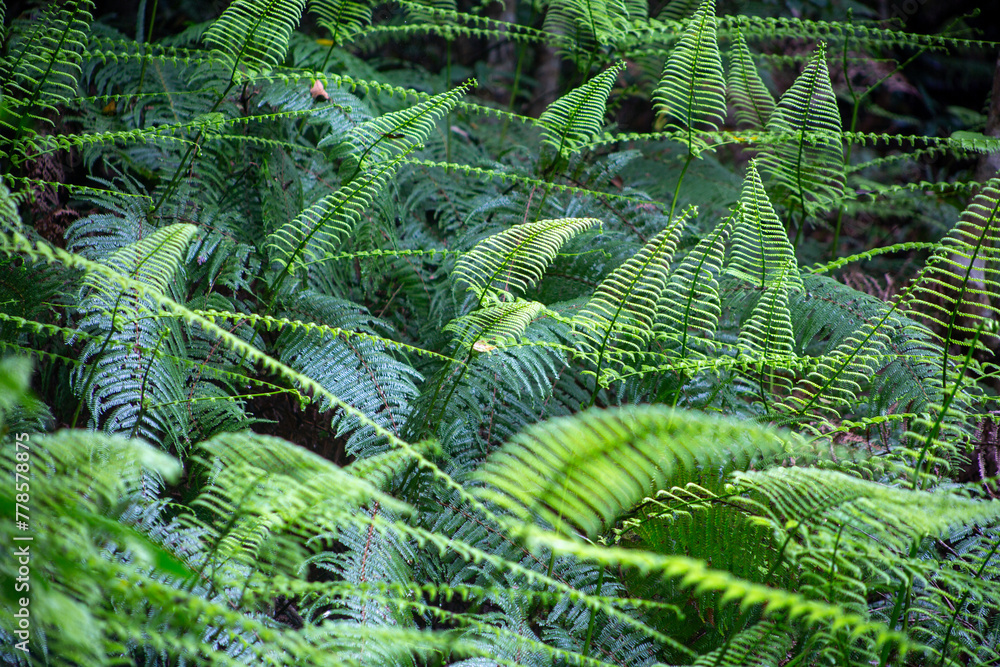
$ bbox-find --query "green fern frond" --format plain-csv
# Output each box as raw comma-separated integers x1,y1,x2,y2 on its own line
726,28,774,130
204,0,308,76
737,258,798,400
901,176,1000,356
472,404,791,538
276,291,421,454
72,224,196,447
267,155,402,284
778,314,896,419
726,161,803,291
654,211,733,349
308,0,372,46
573,209,691,392
444,300,546,351
755,42,844,220
0,0,92,145
543,0,636,60
537,63,625,162
325,82,474,179
652,0,725,139
453,217,600,304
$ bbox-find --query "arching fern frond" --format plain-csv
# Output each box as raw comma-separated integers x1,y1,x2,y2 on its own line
325,82,474,179
652,0,725,141
267,155,403,284
471,404,792,538
901,176,1000,357
573,208,691,389
737,258,798,401
0,0,91,145
537,63,625,163
726,161,803,291
444,300,546,351
654,210,733,349
308,0,372,46
204,0,308,76
453,217,600,303
726,28,774,130
755,42,844,221
73,224,196,449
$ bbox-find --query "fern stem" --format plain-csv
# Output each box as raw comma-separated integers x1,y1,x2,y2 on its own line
581,565,605,658
667,154,693,227
150,80,236,218
136,0,159,95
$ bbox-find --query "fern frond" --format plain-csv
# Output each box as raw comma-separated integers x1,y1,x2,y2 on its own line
537,63,625,162
0,0,92,144
901,176,1000,356
444,300,546,351
726,28,775,130
755,42,844,220
454,217,600,304
652,0,725,140
267,156,402,283
326,82,474,179
308,0,372,46
726,161,803,291
276,291,421,455
574,208,691,385
73,224,196,448
472,404,792,538
737,258,798,400
654,211,733,349
204,0,308,76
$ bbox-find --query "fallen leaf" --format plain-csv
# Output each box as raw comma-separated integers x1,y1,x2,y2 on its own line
310,79,329,101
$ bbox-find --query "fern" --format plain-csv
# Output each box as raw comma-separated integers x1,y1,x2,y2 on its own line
755,42,845,231
3,1,1000,666
652,0,725,140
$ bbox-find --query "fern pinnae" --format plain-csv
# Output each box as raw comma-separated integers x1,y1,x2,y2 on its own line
726,27,774,130
537,62,625,168
755,42,844,241
651,0,723,223
899,177,1000,382
727,160,803,292
574,206,692,406
737,258,798,407
453,217,600,305
655,208,734,356
652,0,724,141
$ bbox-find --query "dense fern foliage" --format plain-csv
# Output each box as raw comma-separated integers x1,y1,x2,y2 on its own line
1,0,999,665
